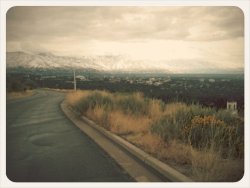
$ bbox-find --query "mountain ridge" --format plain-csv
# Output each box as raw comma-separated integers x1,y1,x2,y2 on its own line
6,51,171,74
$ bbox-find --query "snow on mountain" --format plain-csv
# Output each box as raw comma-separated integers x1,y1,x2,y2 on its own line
6,51,171,73
7,51,88,69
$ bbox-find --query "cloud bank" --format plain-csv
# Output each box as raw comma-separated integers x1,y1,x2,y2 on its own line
6,6,244,73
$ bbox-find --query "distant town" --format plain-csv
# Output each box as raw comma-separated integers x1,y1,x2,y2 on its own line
6,69,244,115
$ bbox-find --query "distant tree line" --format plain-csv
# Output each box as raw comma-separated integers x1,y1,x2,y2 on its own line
6,72,244,115
6,73,38,92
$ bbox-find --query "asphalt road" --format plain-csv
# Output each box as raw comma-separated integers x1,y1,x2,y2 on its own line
6,90,133,182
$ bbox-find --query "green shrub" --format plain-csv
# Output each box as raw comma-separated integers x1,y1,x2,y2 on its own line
216,109,243,126
182,116,226,148
186,104,216,117
87,92,114,110
151,104,215,142
74,98,90,113
117,95,149,116
74,91,114,113
151,104,244,158
150,116,179,142
181,115,243,158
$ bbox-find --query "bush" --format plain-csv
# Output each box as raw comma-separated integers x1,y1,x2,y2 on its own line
182,116,226,148
88,92,113,110
151,104,244,158
117,93,149,116
7,79,25,92
182,115,244,158
150,104,215,142
150,116,181,142
74,91,114,113
216,109,244,127
74,97,91,113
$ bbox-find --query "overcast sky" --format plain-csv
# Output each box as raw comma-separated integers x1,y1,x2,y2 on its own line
7,6,244,73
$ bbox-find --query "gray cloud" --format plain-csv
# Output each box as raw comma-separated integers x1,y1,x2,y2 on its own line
7,6,244,44
6,6,244,73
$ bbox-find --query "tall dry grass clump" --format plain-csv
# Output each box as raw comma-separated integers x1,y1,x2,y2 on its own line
66,90,91,107
66,89,244,182
109,111,151,135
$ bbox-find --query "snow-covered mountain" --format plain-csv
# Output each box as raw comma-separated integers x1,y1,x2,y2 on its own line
7,51,101,70
6,51,171,73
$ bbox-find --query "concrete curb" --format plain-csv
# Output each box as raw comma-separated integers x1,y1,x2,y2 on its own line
61,101,193,182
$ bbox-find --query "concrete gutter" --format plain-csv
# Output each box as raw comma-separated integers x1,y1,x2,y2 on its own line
61,100,193,182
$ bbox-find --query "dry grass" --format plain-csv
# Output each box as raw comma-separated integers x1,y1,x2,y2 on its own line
160,140,193,166
148,99,165,120
85,106,151,134
66,90,91,106
109,111,151,135
66,89,244,182
126,132,165,155
6,90,34,100
164,102,187,116
126,136,244,182
86,106,105,123
190,147,244,182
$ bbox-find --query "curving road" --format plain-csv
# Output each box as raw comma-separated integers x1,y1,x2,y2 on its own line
6,90,133,182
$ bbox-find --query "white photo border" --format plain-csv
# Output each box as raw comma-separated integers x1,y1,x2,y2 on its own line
0,1,249,188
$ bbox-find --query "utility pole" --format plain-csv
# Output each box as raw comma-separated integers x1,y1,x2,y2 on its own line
73,69,76,91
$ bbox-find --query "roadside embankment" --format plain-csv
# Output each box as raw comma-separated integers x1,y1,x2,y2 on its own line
65,90,244,182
